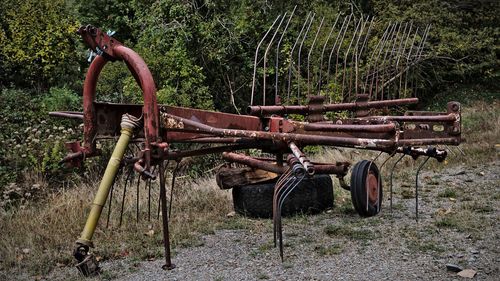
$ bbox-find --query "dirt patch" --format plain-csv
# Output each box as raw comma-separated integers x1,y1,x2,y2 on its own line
39,160,499,281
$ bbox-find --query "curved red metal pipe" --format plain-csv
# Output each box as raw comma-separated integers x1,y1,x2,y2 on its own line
82,46,159,168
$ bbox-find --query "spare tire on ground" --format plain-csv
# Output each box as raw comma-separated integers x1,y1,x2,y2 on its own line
232,174,334,218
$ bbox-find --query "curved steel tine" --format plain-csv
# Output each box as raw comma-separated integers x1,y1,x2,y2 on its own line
297,13,315,102
373,23,398,100
376,152,393,213
273,168,293,246
273,174,294,247
287,12,312,103
366,151,383,212
275,7,296,105
119,167,134,227
367,23,393,99
251,14,282,106
380,22,401,100
341,17,363,102
444,145,457,157
397,22,413,98
327,14,351,102
147,166,157,221
387,22,403,100
168,161,181,219
389,154,405,212
317,13,340,95
350,16,370,99
277,174,306,261
307,16,324,96
404,26,419,97
158,160,170,220
456,145,466,156
106,175,117,228
357,16,375,94
158,161,175,270
136,172,141,222
263,13,287,106
415,156,431,222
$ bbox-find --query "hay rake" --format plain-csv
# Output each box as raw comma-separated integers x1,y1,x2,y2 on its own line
50,11,461,276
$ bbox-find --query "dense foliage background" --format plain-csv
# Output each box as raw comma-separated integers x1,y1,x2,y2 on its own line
0,0,498,191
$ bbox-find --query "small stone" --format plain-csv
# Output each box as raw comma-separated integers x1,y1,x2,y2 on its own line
478,172,485,176
470,249,479,254
22,248,30,254
446,264,463,272
457,269,476,278
226,211,236,218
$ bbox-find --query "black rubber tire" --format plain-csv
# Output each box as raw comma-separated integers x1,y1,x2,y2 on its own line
350,160,383,217
232,174,334,218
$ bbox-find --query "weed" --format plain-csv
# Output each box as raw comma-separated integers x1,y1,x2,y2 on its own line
324,224,375,240
438,188,457,198
314,243,343,256
256,272,270,279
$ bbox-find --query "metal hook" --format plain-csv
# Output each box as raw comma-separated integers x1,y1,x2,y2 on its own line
415,156,431,222
389,154,405,212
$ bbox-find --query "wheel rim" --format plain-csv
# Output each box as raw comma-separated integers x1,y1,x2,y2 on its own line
367,170,379,205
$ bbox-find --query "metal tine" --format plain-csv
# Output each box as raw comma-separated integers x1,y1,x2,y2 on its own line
349,16,370,100
158,160,170,220
272,171,294,247
159,161,175,270
326,14,352,103
397,22,413,99
444,145,457,157
297,13,315,103
356,17,375,95
388,22,410,100
404,26,419,97
366,152,383,212
307,16,324,96
275,6,296,105
277,173,305,261
341,17,363,102
272,168,293,246
387,22,408,100
455,145,466,156
119,167,134,227
147,165,157,221
409,25,430,98
317,13,341,95
251,14,282,106
380,22,402,100
376,153,393,213
168,161,181,219
367,23,395,99
273,174,294,249
363,22,391,97
373,23,399,100
106,174,117,228
389,154,405,212
415,156,431,222
136,172,141,222
263,13,287,106
287,12,313,103
413,25,431,62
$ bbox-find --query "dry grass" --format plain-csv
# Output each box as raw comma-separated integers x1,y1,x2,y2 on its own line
0,100,498,277
0,173,233,276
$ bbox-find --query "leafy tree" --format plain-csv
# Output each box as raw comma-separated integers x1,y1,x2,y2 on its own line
0,0,81,91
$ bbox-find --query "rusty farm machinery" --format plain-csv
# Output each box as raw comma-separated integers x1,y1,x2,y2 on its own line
49,11,462,276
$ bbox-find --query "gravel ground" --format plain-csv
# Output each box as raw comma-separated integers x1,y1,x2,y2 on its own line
44,160,499,281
